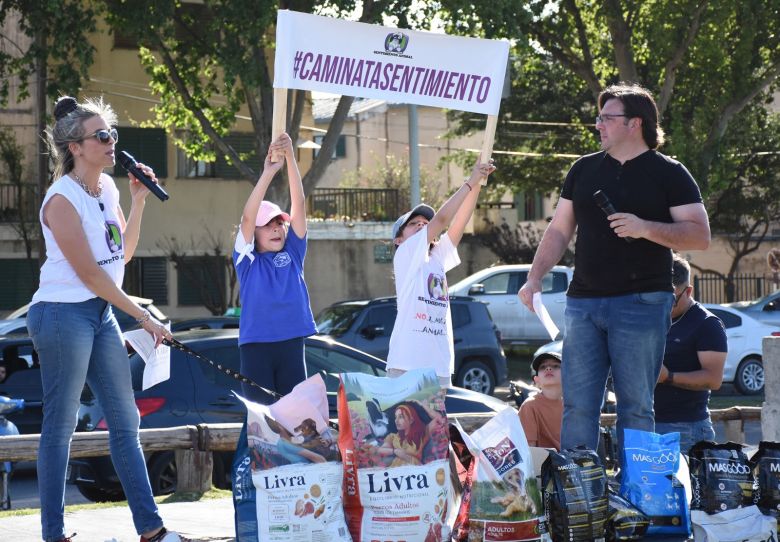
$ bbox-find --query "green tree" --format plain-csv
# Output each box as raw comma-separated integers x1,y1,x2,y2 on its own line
434,0,780,292
0,1,100,259
103,0,423,206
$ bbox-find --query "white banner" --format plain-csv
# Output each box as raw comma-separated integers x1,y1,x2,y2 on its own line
274,10,509,116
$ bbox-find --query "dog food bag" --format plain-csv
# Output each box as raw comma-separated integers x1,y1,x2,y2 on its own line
690,441,754,514
541,446,608,542
750,441,780,517
232,374,351,542
691,505,778,542
619,428,691,536
338,368,453,542
605,487,649,542
451,407,545,542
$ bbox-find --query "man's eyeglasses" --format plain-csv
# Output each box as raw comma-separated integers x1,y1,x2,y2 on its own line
595,114,628,124
82,128,118,145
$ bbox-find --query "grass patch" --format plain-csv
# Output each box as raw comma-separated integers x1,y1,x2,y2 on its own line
709,394,763,409
0,487,231,519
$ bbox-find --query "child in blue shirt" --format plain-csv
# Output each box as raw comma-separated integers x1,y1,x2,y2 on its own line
233,133,317,403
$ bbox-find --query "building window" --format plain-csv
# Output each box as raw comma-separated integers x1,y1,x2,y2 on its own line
514,191,544,221
0,259,39,310
116,127,168,178
313,135,346,159
177,147,215,178
124,257,169,305
215,133,262,179
177,255,226,307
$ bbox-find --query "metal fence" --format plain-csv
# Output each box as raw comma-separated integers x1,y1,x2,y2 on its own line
307,188,399,222
0,183,39,223
693,272,774,304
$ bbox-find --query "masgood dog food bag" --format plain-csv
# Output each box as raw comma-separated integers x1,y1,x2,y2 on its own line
750,441,780,517
619,428,691,536
541,446,608,542
605,487,649,542
232,374,351,542
689,441,754,514
451,407,545,542
691,505,778,542
338,368,453,542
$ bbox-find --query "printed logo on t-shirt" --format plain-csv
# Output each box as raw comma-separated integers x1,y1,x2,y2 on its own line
427,273,448,301
273,252,292,268
104,220,123,253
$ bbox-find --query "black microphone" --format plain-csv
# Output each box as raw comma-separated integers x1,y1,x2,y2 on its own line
117,151,170,201
593,190,634,243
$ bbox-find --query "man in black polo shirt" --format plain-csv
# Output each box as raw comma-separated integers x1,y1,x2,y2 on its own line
518,83,711,457
655,254,727,454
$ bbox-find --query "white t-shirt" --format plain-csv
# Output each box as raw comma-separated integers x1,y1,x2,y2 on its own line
387,227,460,378
32,173,125,303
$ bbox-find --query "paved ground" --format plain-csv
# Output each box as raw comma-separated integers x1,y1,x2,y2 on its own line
0,496,237,542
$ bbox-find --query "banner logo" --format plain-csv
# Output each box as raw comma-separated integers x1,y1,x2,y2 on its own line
385,32,409,53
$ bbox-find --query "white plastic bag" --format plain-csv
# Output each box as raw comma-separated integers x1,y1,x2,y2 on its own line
691,506,777,542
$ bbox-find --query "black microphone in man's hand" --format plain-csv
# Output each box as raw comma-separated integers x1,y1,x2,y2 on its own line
117,151,169,201
593,190,634,243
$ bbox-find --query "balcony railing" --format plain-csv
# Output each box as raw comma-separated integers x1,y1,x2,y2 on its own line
307,187,399,222
0,183,39,223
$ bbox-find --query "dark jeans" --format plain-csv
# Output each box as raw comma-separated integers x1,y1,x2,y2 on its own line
239,337,307,404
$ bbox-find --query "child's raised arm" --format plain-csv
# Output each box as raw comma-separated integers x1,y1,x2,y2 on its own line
426,156,495,246
278,133,307,239
239,139,285,244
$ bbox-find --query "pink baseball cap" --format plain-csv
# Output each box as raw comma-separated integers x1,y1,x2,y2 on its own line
256,200,291,227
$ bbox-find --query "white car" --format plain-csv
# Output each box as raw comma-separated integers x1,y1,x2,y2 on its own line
532,303,780,395
449,265,572,343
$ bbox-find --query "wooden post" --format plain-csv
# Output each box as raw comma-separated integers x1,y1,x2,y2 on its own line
271,87,288,162
174,449,213,494
478,114,498,185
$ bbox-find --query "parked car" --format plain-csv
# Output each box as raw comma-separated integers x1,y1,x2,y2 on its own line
169,316,240,331
724,290,780,327
0,336,43,434
315,296,507,395
532,303,780,395
448,265,572,344
67,329,508,501
1,296,168,336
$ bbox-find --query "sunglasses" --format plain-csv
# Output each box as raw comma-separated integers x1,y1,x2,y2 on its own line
82,128,118,145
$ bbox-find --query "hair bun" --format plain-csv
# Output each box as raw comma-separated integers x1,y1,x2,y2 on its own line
54,96,78,120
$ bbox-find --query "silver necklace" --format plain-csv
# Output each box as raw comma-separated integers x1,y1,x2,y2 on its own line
71,171,103,198
671,301,695,325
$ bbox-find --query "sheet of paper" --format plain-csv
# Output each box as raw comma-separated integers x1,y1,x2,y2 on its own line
124,324,171,390
533,292,560,340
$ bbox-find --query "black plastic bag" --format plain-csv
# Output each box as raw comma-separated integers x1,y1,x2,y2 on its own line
750,441,780,517
606,487,649,541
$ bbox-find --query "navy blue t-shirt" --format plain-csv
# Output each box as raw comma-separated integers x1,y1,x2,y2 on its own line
561,150,703,297
654,302,728,423
233,228,317,345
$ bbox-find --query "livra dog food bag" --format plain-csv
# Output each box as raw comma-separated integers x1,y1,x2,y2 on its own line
232,374,351,542
451,407,545,542
338,368,453,542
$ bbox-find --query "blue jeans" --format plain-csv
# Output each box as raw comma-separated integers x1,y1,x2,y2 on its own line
655,418,715,456
239,338,307,404
27,298,163,541
561,292,673,456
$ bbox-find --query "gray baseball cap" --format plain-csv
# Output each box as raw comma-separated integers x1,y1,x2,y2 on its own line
531,351,562,374
391,204,435,239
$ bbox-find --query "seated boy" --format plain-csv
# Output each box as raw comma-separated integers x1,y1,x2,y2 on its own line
519,352,563,450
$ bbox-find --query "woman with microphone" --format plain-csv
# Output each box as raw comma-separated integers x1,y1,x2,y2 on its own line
27,96,185,542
